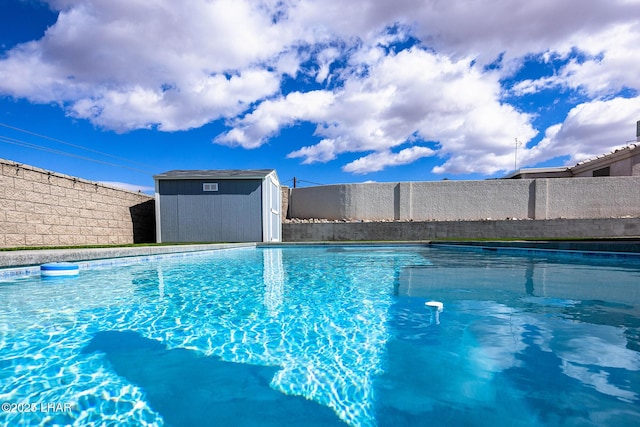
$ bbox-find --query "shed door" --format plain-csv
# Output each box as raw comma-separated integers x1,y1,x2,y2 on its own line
266,176,281,242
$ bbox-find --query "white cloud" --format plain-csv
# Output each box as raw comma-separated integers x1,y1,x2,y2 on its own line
281,0,640,69
0,0,289,131
511,77,557,97
343,146,436,174
408,0,640,68
509,22,640,98
288,138,341,163
524,96,640,166
315,47,341,83
67,70,281,132
215,90,336,148
557,23,640,97
0,0,639,175
225,47,536,174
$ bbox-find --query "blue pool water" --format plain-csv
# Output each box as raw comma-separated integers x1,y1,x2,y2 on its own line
1,245,639,426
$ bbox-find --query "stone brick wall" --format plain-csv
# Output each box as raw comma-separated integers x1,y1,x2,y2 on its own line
0,158,155,248
281,185,290,219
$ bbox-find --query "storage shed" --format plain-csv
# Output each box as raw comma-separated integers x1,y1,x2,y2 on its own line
154,169,281,243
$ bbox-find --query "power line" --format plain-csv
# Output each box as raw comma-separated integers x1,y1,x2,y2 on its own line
0,122,155,170
0,135,154,175
297,178,324,186
286,177,325,188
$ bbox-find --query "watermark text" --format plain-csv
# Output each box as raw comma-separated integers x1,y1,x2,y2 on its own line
1,402,73,413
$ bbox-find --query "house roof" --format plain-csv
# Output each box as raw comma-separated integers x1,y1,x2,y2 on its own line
154,169,277,180
571,144,638,171
503,166,570,179
504,143,640,179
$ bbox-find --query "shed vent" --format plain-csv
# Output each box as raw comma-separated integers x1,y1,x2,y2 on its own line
203,183,219,192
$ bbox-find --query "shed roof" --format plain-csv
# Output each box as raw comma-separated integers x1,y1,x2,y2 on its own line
154,169,276,180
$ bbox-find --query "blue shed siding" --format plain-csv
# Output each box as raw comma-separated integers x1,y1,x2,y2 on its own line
158,179,262,242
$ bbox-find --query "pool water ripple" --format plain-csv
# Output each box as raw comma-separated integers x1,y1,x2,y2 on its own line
1,246,640,426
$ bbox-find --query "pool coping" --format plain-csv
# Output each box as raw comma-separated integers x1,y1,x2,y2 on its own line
0,243,256,269
3,239,638,269
428,239,640,255
2,239,639,278
262,239,640,254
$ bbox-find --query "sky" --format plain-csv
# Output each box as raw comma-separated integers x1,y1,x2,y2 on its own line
0,0,639,193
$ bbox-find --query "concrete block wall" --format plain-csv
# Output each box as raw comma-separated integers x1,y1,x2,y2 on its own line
283,218,640,242
406,180,532,221
288,177,640,221
542,177,640,219
0,159,155,248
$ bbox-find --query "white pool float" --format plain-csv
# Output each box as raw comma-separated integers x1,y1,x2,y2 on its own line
40,262,80,277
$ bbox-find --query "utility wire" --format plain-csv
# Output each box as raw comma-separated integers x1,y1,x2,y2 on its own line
282,177,326,188
0,135,154,175
0,122,155,170
296,178,325,186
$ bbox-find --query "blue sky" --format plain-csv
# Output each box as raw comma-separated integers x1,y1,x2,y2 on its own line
0,0,638,193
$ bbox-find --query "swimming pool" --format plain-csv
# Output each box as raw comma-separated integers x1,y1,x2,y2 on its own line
1,245,639,426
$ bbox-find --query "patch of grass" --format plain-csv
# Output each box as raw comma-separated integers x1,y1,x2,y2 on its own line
0,242,221,252
430,237,640,242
